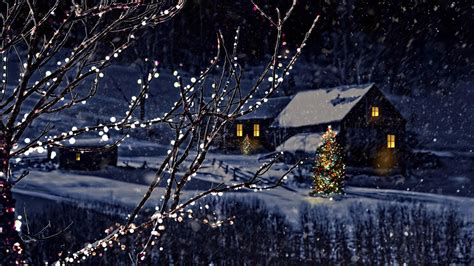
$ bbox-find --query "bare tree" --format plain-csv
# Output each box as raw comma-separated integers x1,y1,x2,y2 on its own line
1,0,319,263
0,0,185,263
62,2,319,262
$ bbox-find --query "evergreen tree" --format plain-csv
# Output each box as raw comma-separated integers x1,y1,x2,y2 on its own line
241,135,252,155
312,126,345,195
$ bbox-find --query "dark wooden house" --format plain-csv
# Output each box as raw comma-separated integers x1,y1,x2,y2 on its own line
220,84,406,170
272,84,407,170
48,138,118,170
219,97,291,153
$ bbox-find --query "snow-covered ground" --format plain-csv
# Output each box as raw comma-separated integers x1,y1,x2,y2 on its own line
12,150,474,233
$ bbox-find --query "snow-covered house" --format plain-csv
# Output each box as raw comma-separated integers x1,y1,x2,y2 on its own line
219,83,406,169
48,138,118,170
273,84,406,169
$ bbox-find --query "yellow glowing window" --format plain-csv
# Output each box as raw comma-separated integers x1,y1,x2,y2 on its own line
75,153,81,161
371,106,379,117
387,134,395,148
253,124,260,137
236,124,243,137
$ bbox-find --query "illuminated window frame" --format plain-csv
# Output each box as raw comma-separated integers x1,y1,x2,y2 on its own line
253,124,260,137
387,134,395,149
371,106,379,117
76,152,81,161
236,124,243,137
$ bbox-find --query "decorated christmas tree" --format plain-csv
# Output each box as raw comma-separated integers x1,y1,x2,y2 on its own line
241,135,252,155
311,126,346,195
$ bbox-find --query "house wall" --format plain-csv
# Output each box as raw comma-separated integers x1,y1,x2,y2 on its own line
340,87,407,170
220,119,273,153
50,146,118,170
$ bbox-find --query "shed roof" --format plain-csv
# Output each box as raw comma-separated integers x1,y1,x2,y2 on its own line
61,137,115,148
272,83,374,128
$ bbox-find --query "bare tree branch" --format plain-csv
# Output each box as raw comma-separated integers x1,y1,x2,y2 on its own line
63,2,320,262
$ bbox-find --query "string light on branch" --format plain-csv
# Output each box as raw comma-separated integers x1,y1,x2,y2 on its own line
0,1,321,263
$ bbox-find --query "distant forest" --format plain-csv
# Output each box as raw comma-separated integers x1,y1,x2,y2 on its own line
5,0,472,94
123,0,471,95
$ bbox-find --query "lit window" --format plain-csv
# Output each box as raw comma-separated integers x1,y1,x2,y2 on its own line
236,124,243,137
387,134,395,148
76,153,81,161
253,124,260,137
371,106,379,117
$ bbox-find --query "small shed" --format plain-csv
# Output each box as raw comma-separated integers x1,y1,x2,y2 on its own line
48,138,118,170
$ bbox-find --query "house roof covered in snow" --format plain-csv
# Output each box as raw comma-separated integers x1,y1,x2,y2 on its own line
237,96,292,121
272,83,374,128
61,137,115,148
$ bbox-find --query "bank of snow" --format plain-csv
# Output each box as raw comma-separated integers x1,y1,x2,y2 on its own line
13,168,474,229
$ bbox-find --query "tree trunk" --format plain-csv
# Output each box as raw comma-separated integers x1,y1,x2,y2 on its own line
0,140,26,264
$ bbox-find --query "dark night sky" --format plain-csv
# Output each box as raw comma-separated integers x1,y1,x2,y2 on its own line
129,0,471,94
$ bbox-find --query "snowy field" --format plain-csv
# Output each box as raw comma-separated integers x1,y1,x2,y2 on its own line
12,146,474,234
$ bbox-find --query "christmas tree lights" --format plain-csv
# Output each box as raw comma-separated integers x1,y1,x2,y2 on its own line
241,135,252,155
311,126,346,195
